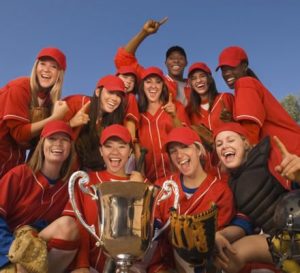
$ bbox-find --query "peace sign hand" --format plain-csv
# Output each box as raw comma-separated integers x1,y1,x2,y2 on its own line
274,135,300,183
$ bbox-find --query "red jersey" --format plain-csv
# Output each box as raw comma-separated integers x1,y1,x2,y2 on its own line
233,77,300,184
0,164,68,231
234,77,300,156
0,77,51,178
63,170,139,272
149,173,235,273
114,47,191,104
63,93,140,136
188,93,234,131
187,92,234,171
138,102,190,182
124,93,140,127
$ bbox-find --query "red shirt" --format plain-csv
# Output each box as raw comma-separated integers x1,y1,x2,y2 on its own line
234,76,300,170
0,164,68,231
149,173,235,273
0,77,51,177
139,102,190,182
114,47,191,104
188,93,234,131
63,170,142,272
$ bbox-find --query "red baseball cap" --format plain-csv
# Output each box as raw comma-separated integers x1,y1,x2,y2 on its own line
96,75,125,93
188,62,211,76
216,46,248,71
41,120,74,140
37,47,67,71
141,66,164,80
213,122,249,140
100,124,132,145
164,127,201,149
116,66,138,79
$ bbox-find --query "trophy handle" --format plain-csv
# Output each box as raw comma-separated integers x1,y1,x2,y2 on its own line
157,179,180,209
68,170,103,246
152,179,179,241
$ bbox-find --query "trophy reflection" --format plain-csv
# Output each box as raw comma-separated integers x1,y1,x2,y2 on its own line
68,170,179,273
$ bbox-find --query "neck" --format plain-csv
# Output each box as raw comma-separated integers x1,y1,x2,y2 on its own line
41,162,63,180
182,167,207,189
168,73,184,82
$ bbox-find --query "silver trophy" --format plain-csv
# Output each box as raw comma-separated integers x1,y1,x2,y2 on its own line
68,170,179,273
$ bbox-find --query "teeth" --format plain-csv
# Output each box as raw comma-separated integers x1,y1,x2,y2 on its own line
180,159,189,165
110,158,120,162
52,149,62,153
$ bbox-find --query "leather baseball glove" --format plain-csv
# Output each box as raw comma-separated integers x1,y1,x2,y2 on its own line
170,204,217,266
190,124,214,152
8,225,48,273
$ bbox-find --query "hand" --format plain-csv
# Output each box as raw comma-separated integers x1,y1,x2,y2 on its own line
142,17,168,35
51,100,69,120
219,100,233,122
129,171,144,182
69,101,91,128
274,135,300,182
213,232,237,269
162,93,176,117
16,263,29,273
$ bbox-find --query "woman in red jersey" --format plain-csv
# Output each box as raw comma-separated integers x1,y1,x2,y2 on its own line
0,48,69,178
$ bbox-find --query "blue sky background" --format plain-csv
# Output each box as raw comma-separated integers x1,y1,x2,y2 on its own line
0,1,299,101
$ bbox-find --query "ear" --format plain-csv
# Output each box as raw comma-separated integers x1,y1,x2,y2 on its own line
99,146,103,156
241,62,248,73
128,148,133,157
244,139,251,151
95,88,100,98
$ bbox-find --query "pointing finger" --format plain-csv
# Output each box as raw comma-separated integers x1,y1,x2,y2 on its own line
159,17,168,26
80,100,91,113
273,136,289,158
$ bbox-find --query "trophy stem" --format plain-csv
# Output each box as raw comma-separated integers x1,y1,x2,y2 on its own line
115,254,134,273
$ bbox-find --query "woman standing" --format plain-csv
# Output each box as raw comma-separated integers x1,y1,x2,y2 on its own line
216,46,300,157
63,75,126,171
0,48,69,178
137,66,190,182
186,62,234,169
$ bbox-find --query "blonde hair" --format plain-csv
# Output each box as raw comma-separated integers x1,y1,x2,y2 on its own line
30,60,65,108
28,137,76,181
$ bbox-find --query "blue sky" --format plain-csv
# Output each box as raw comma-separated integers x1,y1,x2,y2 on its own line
0,1,299,100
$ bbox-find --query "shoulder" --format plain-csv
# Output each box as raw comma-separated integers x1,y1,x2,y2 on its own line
235,76,262,89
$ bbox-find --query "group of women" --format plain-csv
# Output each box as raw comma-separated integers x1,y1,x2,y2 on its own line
0,17,299,273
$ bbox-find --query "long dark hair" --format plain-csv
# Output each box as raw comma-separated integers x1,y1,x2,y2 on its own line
186,73,219,118
76,87,125,171
138,78,169,113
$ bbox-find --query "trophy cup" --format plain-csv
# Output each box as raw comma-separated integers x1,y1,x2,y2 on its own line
68,170,179,273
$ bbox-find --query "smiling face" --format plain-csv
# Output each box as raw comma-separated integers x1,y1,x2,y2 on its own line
221,62,247,89
189,70,209,98
143,75,164,103
43,132,71,165
168,142,202,177
118,74,136,93
36,57,60,91
97,88,122,113
165,51,187,79
215,131,250,170
100,138,132,176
